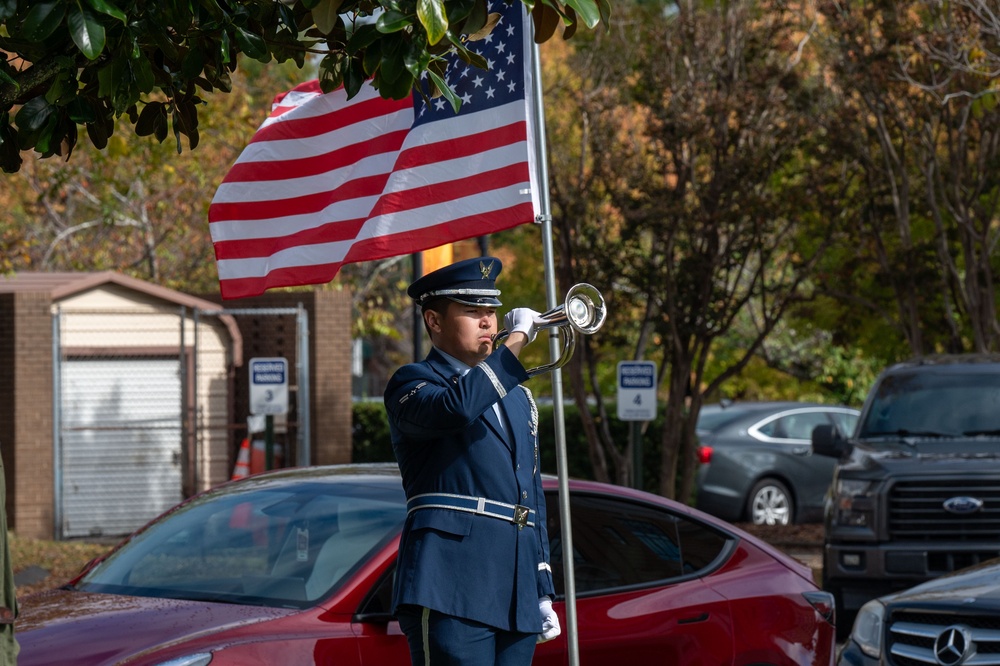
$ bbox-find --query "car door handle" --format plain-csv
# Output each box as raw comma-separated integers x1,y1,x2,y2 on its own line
677,612,709,624
792,446,810,455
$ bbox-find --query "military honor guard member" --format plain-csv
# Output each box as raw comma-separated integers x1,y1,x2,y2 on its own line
384,256,561,666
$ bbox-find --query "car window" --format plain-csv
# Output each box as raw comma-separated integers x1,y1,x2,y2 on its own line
546,493,732,595
76,482,406,609
758,411,832,440
830,411,859,437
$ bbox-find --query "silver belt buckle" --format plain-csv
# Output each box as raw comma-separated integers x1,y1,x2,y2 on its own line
513,504,530,529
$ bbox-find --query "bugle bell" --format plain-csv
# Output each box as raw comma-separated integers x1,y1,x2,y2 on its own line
494,283,607,376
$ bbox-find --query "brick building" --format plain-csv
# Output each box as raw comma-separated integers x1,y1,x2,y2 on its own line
0,273,352,539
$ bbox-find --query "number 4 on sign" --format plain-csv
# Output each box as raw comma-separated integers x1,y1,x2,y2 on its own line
633,394,642,405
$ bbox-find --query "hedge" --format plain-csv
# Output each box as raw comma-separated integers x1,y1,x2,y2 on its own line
352,401,669,494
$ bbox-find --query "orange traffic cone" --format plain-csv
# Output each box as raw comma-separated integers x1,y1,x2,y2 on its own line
231,438,251,480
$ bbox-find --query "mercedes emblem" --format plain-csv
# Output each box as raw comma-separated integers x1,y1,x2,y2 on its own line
933,625,973,666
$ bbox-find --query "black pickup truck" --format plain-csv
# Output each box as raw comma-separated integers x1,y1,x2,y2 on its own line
811,354,1000,634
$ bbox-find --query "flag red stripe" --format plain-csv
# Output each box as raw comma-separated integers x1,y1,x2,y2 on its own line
394,121,527,170
219,263,347,300
248,94,412,144
342,204,535,265
369,161,530,218
209,173,390,223
222,129,409,183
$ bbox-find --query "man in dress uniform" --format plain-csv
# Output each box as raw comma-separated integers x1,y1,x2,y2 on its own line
384,256,560,665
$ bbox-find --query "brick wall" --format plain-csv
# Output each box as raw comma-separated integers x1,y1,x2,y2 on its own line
311,290,353,465
0,293,54,538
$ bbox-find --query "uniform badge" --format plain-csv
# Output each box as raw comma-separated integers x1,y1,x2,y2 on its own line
479,260,494,279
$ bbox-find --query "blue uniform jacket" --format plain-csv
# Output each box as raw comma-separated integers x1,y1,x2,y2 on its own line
385,346,556,633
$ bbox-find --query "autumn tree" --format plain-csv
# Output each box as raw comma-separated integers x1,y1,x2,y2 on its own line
4,59,303,292
816,0,1000,355
544,0,846,498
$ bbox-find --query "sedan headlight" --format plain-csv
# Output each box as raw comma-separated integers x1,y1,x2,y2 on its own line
833,479,875,527
850,599,886,658
155,654,212,666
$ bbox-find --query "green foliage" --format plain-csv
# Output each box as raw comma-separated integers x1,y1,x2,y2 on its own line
350,399,671,495
0,0,609,173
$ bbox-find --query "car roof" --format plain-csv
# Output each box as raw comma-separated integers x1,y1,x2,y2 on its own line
884,353,1000,374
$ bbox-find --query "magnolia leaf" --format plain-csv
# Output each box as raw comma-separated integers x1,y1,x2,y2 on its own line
558,0,602,29
427,69,460,112
531,1,559,44
22,1,66,41
466,11,500,42
234,26,267,60
312,0,344,34
376,10,411,33
417,0,448,46
561,5,577,39
67,4,107,59
83,0,127,22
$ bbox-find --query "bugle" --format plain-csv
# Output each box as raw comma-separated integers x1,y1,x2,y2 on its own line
494,283,607,376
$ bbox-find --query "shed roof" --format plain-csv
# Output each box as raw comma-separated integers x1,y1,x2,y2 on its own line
0,271,243,365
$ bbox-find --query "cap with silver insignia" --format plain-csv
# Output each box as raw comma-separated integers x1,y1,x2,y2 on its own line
407,256,503,307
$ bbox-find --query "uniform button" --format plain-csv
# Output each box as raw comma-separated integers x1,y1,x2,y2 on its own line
522,491,528,499
516,464,520,470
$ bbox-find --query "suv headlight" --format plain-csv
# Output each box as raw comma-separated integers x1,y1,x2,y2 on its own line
851,599,886,658
833,479,875,527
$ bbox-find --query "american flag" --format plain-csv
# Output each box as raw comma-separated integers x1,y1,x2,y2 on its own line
209,1,539,299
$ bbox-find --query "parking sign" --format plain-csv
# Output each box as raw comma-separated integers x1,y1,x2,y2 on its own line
249,357,288,415
617,361,657,421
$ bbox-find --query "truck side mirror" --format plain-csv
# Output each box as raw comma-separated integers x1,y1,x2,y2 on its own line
812,423,851,458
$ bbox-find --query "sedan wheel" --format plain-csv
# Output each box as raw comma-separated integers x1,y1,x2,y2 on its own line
747,479,793,526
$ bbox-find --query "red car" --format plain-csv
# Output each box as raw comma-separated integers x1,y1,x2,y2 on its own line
17,464,835,665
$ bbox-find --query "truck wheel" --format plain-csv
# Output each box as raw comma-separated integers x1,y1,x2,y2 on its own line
746,479,793,525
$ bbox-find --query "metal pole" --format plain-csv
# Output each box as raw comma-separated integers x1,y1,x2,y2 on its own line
51,305,63,540
530,29,580,666
296,304,311,467
412,253,423,363
192,308,200,492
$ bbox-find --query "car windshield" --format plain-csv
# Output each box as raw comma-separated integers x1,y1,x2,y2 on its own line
859,369,1000,440
75,478,407,609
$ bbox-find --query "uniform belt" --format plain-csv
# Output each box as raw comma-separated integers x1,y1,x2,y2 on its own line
407,493,535,528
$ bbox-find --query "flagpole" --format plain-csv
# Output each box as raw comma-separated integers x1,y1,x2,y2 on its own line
529,32,581,666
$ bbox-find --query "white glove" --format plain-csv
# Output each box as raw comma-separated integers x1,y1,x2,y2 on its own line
538,597,561,643
504,307,541,343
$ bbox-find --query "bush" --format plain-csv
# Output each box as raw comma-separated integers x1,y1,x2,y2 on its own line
352,400,667,492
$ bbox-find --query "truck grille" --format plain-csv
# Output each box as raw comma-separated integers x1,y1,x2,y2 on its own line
888,479,1000,541
887,610,1000,666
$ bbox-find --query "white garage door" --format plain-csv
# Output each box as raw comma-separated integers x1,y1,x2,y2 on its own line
60,358,183,538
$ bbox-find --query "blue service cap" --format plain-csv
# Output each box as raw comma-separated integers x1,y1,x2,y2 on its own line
407,256,503,307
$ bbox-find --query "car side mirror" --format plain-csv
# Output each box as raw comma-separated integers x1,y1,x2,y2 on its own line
812,424,851,458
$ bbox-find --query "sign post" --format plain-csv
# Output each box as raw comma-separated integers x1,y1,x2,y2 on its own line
617,361,658,490
249,357,288,470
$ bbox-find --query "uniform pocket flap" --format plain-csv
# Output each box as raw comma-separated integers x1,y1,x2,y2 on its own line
410,508,474,536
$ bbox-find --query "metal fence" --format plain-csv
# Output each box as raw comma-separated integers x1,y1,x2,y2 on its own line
51,304,309,539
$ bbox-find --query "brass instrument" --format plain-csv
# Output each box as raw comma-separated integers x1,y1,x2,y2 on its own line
494,283,607,376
